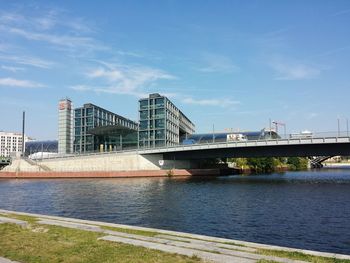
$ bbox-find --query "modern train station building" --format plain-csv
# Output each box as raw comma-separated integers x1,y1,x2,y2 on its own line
58,93,195,154
138,93,195,148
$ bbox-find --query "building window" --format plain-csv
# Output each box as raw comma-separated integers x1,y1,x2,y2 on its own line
86,108,93,116
155,129,165,139
75,109,82,118
139,131,148,140
155,98,164,107
155,119,165,129
140,120,148,130
140,100,149,110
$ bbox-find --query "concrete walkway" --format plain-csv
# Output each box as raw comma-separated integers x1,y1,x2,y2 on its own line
0,257,20,263
1,209,350,263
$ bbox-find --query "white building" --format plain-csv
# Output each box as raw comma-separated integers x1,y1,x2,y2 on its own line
0,131,30,157
58,98,73,155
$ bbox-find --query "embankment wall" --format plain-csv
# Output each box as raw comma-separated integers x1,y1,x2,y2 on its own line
1,153,194,173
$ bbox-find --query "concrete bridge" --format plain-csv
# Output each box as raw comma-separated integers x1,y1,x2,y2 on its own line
138,136,350,160
3,135,350,173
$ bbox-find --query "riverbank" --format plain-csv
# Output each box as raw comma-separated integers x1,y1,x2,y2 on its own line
0,210,349,263
323,162,350,168
0,168,237,179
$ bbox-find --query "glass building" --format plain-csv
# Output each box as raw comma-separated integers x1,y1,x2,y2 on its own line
73,103,138,153
138,93,195,148
181,130,280,145
25,140,58,156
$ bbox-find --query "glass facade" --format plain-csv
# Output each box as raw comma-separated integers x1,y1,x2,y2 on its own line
25,140,58,156
138,93,195,148
73,103,138,153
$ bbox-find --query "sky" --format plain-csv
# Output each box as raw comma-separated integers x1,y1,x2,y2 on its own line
0,0,350,140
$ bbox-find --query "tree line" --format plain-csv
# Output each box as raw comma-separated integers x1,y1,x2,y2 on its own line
228,157,309,173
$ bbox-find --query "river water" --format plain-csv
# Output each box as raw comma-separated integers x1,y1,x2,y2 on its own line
0,169,350,254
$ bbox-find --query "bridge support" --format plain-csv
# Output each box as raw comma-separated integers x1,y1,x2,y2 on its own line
309,156,333,169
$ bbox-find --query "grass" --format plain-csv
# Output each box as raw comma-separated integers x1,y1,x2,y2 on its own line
258,248,350,263
7,213,39,224
1,213,350,263
101,225,159,237
0,223,203,263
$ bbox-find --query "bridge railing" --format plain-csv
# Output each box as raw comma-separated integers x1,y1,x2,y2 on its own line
277,131,350,140
34,131,350,160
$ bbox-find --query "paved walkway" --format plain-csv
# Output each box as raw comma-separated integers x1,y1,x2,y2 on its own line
1,210,350,263
0,257,20,263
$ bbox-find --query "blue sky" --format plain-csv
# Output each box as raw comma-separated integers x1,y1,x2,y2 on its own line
1,0,350,140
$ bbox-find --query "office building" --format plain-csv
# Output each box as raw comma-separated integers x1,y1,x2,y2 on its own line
0,131,30,157
138,93,195,148
58,98,73,154
73,103,138,153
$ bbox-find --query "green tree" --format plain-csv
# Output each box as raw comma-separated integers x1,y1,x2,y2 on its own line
287,157,308,170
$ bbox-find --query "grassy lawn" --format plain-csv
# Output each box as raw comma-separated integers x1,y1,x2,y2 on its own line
101,225,159,237
0,223,202,263
1,212,350,263
258,248,350,263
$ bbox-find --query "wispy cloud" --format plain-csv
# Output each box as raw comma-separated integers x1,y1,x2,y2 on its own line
182,97,240,108
306,112,319,119
0,77,45,88
72,62,176,97
196,53,239,73
3,26,105,51
70,85,93,92
0,9,94,33
1,65,25,72
269,60,321,80
0,54,54,69
0,9,104,54
330,8,350,17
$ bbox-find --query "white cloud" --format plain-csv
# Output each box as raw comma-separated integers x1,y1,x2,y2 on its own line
330,8,350,17
306,112,319,119
182,97,240,108
5,26,104,50
1,65,25,72
0,54,54,69
196,53,240,73
270,61,321,80
70,85,92,91
84,63,176,97
0,9,103,54
0,77,45,88
0,9,94,33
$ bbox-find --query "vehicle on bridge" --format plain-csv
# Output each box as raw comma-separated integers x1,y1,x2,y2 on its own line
180,129,280,145
289,130,313,139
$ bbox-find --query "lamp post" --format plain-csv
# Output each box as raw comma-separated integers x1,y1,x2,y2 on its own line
22,111,25,157
212,124,215,143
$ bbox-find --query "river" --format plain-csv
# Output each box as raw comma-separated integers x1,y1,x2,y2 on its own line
0,169,349,254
